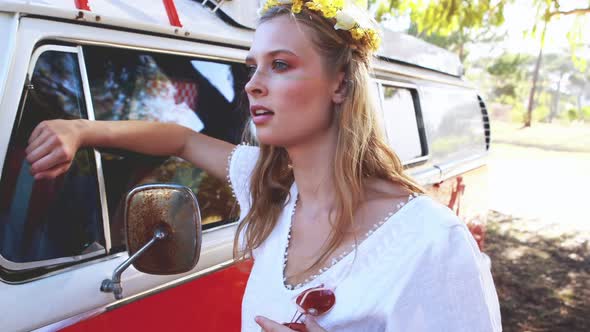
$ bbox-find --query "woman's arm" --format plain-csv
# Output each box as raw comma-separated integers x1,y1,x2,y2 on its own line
25,119,234,180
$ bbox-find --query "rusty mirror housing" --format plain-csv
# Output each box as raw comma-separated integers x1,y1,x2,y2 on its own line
101,184,202,299
125,184,201,274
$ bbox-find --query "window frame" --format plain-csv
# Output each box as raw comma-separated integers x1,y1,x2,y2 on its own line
0,18,257,289
0,44,112,272
373,79,430,167
1,40,250,283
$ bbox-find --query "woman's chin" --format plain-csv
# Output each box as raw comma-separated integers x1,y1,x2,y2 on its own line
255,129,292,147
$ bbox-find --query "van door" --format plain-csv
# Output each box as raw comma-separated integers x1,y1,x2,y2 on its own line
0,17,253,332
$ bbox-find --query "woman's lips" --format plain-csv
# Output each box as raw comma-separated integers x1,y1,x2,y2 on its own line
252,113,273,125
250,105,274,125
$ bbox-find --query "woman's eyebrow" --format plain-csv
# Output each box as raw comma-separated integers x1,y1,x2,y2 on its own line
245,49,297,63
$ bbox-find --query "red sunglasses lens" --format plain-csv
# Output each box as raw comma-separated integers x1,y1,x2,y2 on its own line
296,287,336,316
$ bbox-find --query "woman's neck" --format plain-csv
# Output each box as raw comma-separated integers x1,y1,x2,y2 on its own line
287,126,338,212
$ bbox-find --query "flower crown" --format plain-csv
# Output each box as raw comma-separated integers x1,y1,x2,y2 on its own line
258,0,381,52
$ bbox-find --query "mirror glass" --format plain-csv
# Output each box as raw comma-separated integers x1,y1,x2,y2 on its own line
125,184,201,275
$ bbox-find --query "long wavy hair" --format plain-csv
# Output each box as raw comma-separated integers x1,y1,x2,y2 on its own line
234,5,426,276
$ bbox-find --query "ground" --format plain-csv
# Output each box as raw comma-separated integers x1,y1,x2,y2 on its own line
484,121,590,331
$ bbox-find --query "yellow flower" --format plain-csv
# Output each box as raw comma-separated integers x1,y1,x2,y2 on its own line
350,27,364,40
305,0,342,18
305,1,321,12
259,0,381,52
292,0,304,13
366,29,381,51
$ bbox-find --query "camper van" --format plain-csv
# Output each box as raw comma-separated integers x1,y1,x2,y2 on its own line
0,0,491,331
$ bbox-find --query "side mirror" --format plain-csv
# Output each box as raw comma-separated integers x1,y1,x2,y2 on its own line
101,184,202,299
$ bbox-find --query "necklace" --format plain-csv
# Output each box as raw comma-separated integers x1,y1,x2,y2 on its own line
282,192,421,290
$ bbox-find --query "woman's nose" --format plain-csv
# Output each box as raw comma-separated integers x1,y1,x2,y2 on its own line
245,69,268,97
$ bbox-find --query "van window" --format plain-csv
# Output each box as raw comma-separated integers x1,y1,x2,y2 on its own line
0,49,105,269
380,85,427,164
83,46,250,251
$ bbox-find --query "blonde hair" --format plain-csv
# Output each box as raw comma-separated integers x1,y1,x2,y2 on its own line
234,5,426,276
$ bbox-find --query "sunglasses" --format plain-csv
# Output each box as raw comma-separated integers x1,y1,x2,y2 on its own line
282,284,336,332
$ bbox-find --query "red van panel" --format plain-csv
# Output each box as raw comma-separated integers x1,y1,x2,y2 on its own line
62,260,252,332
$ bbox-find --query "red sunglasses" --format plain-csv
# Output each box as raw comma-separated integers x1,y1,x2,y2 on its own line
282,284,336,332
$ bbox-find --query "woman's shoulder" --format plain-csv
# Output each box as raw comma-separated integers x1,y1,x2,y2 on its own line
228,144,261,215
401,195,481,256
230,144,260,166
376,193,468,249
362,179,463,232
410,194,464,228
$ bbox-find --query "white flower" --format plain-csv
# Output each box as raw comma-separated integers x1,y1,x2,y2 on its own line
277,0,293,4
334,9,356,30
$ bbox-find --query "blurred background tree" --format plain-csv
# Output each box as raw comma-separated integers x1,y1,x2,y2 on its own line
367,0,590,127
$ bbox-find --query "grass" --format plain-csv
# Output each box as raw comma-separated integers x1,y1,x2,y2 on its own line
490,121,590,153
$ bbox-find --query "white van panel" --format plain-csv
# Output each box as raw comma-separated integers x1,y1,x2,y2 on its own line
0,0,255,47
0,12,18,102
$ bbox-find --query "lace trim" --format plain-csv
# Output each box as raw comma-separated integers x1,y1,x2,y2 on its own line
282,192,422,290
225,143,250,200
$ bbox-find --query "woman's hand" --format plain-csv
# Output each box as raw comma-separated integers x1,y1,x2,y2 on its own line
255,315,328,332
25,119,85,180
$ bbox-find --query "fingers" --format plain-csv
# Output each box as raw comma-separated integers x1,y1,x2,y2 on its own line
30,148,73,177
303,316,327,332
26,126,52,156
25,120,77,179
26,135,57,165
33,161,71,180
28,120,48,145
255,316,293,332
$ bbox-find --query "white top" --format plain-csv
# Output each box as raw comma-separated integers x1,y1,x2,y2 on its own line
229,145,502,332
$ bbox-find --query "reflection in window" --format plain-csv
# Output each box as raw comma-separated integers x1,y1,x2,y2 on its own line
381,86,424,163
0,50,104,265
191,60,235,103
83,47,251,251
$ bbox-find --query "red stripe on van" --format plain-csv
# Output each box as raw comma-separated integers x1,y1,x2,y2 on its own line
74,0,90,11
163,0,183,27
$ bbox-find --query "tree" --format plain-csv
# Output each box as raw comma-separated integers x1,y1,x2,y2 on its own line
369,0,509,65
370,0,507,35
369,0,590,36
369,0,590,126
567,69,590,120
524,0,590,127
406,21,505,63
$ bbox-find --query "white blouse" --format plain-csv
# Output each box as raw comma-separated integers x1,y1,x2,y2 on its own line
229,145,502,332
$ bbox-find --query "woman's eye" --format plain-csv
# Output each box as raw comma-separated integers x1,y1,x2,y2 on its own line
272,60,289,71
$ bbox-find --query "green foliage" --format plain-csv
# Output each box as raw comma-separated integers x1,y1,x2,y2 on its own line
567,16,589,72
487,53,530,79
493,84,517,98
529,0,590,71
369,0,590,125
565,109,578,121
567,106,590,122
370,0,507,35
533,91,552,121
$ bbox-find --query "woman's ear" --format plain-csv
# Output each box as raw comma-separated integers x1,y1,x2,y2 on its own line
331,71,347,104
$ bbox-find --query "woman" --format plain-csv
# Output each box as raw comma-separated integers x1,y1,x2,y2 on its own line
25,1,502,331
